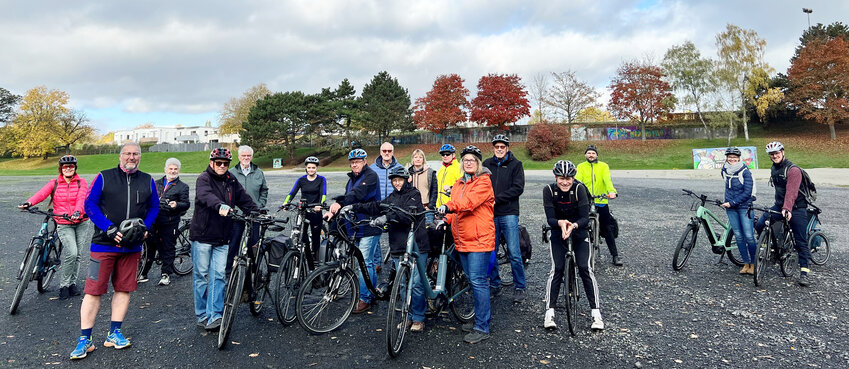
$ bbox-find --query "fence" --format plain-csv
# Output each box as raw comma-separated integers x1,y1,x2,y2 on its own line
148,142,238,153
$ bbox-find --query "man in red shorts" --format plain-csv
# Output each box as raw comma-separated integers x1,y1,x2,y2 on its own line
70,142,159,360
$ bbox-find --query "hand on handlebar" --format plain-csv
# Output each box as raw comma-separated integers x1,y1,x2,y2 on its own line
608,193,617,199
218,204,231,217
437,205,449,215
18,202,31,210
782,209,792,221
369,215,388,228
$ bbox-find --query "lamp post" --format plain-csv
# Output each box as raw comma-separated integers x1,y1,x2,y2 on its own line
802,8,812,29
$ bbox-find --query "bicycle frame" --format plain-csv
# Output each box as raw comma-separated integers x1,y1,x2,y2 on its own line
683,190,733,249
398,221,468,302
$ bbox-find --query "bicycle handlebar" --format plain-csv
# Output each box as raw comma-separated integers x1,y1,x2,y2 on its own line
681,189,723,207
21,206,73,221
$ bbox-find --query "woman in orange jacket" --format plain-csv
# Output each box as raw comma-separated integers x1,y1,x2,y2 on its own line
437,145,495,344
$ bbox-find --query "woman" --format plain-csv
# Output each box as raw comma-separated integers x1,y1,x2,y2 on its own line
720,146,757,275
542,160,604,331
18,155,93,299
407,149,438,224
437,145,494,344
283,156,327,269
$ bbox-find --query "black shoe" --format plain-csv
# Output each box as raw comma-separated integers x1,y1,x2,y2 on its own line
59,287,70,300
461,322,474,332
463,330,491,344
798,273,812,287
513,289,526,304
612,256,623,266
205,318,221,331
68,284,81,296
489,286,502,299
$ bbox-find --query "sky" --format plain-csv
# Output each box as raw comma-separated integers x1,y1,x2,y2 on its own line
2,0,846,134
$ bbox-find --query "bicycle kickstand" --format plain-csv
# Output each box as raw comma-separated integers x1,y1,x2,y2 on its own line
714,252,728,265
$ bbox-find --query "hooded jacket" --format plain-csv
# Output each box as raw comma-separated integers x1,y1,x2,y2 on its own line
190,165,259,245
353,181,430,255
229,162,268,208
339,165,382,238
155,176,191,225
436,158,462,208
444,168,495,253
27,174,89,225
482,152,524,216
370,156,402,200
721,163,754,209
407,164,438,209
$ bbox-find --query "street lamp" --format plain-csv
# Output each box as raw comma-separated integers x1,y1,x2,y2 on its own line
802,8,812,29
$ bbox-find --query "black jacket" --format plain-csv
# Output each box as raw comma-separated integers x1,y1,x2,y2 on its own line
190,166,259,245
155,176,191,225
482,152,525,216
352,182,430,256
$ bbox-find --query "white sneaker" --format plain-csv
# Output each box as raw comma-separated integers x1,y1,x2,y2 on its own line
544,309,557,329
158,274,171,286
591,316,604,331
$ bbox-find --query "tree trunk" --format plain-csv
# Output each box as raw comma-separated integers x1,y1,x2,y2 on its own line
727,115,733,147
829,123,836,140
693,92,712,140
641,121,646,142
741,92,749,141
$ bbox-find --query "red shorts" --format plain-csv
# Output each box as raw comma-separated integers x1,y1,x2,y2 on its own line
84,251,140,295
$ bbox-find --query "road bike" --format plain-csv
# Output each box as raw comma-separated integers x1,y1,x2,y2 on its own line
542,225,580,336
10,207,69,315
672,189,745,271
750,205,801,287
137,218,193,280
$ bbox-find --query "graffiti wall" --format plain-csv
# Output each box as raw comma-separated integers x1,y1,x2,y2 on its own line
692,146,758,170
607,126,671,140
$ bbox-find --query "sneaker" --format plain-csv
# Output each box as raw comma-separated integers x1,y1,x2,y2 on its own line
513,289,526,304
798,273,812,287
410,321,425,332
612,256,623,266
103,329,131,349
138,274,149,283
69,284,81,296
544,309,557,329
205,317,222,331
591,317,605,331
463,330,491,344
352,300,370,314
158,274,171,286
59,286,70,300
70,336,95,360
197,317,208,328
461,322,474,332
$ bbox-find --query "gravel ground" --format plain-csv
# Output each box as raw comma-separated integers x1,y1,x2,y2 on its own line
0,172,846,368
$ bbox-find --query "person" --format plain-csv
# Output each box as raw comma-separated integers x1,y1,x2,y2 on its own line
350,166,430,332
19,155,93,300
755,141,813,287
437,145,495,344
407,149,438,224
227,145,268,275
140,158,191,286
542,160,604,331
282,156,327,269
190,148,260,331
435,144,462,209
71,143,159,360
575,144,622,266
482,134,526,302
324,149,382,314
370,142,403,269
719,147,757,275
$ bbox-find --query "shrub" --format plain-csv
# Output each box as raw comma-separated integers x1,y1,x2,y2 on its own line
525,122,571,161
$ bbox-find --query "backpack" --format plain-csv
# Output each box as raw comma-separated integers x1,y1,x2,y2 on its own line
547,181,592,213
770,165,817,204
518,224,532,264
721,166,757,200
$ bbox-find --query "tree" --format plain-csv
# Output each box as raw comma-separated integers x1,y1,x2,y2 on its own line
662,41,716,139
320,79,362,147
99,131,115,145
1,87,21,124
575,106,616,123
413,74,469,139
243,91,311,158
218,83,272,135
469,74,531,131
793,22,849,62
787,37,849,140
546,70,600,124
528,73,549,122
9,86,71,158
607,61,674,141
360,71,413,142
56,110,95,153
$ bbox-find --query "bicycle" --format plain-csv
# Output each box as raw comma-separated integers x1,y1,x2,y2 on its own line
136,218,193,280
750,205,804,287
10,207,69,315
218,210,287,349
806,204,829,266
542,224,580,336
672,189,745,271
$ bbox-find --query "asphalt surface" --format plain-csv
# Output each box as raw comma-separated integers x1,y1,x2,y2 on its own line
0,171,847,368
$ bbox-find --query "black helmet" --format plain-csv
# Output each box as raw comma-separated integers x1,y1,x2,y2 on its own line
439,144,456,154
553,160,577,177
492,134,510,146
388,166,410,180
58,155,77,166
585,145,598,154
725,147,742,157
304,156,320,166
118,218,147,247
460,145,482,161
209,147,232,161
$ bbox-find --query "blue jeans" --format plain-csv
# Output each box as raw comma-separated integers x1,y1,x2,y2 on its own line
755,205,811,270
357,235,381,303
392,255,426,323
372,234,386,272
459,251,491,334
490,215,526,290
726,207,757,264
192,241,228,323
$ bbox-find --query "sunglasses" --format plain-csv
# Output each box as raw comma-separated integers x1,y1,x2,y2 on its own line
213,161,230,167
382,150,393,153
61,165,76,170
441,153,453,157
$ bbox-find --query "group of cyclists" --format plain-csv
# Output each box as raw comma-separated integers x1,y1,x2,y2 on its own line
14,135,819,361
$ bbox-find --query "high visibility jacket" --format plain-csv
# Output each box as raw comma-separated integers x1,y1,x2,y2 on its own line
436,159,462,207
575,161,616,205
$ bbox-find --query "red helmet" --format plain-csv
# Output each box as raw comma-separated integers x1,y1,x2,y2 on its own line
210,148,232,161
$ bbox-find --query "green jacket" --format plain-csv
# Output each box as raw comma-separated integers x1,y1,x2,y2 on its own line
229,163,269,208
575,161,616,205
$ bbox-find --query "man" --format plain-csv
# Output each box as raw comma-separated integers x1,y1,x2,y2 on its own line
190,148,259,330
436,144,462,208
226,145,268,275
755,141,813,287
140,158,190,286
71,143,158,360
324,149,382,313
369,142,402,269
482,134,527,303
575,145,622,266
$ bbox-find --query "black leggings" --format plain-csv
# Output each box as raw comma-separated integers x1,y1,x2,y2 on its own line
596,205,619,257
143,222,178,276
303,211,323,269
545,227,600,310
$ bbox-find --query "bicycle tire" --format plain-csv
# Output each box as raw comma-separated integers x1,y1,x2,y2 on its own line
218,262,246,349
672,224,698,271
296,264,358,334
37,242,60,293
497,241,514,287
565,258,579,336
779,240,798,278
10,244,39,315
173,224,193,276
591,217,600,269
448,261,475,323
723,232,745,267
386,263,412,358
250,251,271,316
753,230,771,287
808,231,830,266
274,251,304,326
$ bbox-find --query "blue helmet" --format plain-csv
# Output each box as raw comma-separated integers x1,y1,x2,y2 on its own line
348,148,367,160
439,144,455,154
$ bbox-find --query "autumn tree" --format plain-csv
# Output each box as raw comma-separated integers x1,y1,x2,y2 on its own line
56,110,95,153
9,86,71,158
218,83,272,135
575,106,615,123
787,37,849,140
1,87,20,124
413,74,469,139
607,61,674,141
793,22,849,62
546,70,600,124
662,41,716,139
469,74,531,131
361,71,413,142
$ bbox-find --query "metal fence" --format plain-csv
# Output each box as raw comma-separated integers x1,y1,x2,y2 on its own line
148,142,238,153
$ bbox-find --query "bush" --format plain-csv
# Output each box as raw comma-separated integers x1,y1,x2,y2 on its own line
525,122,571,161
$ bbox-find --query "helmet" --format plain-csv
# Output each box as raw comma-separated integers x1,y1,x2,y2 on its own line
388,166,410,180
304,156,320,166
725,146,742,157
765,141,784,153
118,218,147,247
553,160,577,177
585,145,598,154
58,155,77,166
492,134,510,146
209,148,232,161
460,145,482,161
438,144,455,154
348,149,367,160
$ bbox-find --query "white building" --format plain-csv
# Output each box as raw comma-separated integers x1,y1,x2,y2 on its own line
113,126,240,145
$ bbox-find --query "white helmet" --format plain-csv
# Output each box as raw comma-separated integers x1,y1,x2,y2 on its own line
765,141,784,153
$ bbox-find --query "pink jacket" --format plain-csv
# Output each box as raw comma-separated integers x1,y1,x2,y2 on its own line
27,174,89,225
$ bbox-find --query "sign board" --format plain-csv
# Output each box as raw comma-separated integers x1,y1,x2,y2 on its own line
273,158,282,169
692,146,757,170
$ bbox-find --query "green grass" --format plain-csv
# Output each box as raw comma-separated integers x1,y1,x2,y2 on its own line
0,152,212,176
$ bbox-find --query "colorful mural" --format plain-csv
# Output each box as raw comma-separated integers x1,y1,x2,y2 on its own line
692,146,758,170
607,126,671,140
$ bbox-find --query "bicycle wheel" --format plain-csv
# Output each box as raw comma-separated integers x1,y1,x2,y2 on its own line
37,242,60,293
672,224,698,271
250,251,271,316
386,263,412,358
173,225,193,276
590,218,600,268
137,242,148,281
10,244,39,315
274,251,304,326
296,264,358,334
753,230,772,287
497,242,514,287
448,261,474,323
565,258,579,336
723,232,745,267
808,231,830,266
218,262,246,349
779,241,799,278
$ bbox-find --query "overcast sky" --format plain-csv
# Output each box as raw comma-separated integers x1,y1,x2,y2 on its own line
2,0,846,133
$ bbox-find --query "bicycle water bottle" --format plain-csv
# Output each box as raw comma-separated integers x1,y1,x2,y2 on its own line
435,254,447,291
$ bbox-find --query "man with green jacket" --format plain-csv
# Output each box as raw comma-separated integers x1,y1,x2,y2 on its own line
226,145,269,274
575,145,622,266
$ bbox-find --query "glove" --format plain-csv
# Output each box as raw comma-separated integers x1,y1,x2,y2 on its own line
340,205,354,214
435,220,448,232
106,225,119,240
437,205,449,215
369,215,388,228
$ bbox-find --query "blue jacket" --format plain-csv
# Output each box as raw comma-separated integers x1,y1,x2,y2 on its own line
722,165,754,208
340,165,382,238
370,156,402,200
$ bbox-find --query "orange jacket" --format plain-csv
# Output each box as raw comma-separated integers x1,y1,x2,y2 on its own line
444,168,495,253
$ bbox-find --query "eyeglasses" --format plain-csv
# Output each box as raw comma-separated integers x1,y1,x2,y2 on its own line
121,152,140,157
61,165,76,170
213,161,230,167
493,145,508,149
441,153,453,157
462,159,477,163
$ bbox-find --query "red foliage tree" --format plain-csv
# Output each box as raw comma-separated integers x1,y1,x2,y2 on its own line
607,61,674,141
787,37,849,140
413,74,470,138
525,121,571,161
469,74,531,131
